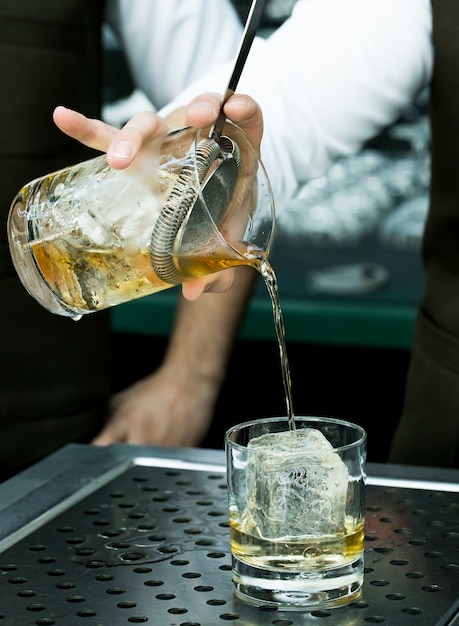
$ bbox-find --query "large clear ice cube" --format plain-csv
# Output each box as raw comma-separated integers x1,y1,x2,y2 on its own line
244,428,349,540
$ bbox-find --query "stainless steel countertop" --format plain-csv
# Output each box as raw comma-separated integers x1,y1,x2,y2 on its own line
1,443,458,626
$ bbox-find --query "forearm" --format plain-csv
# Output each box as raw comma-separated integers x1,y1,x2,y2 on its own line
163,266,258,385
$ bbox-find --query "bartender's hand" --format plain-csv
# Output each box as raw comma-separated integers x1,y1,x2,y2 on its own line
53,93,263,301
93,265,257,447
92,347,216,447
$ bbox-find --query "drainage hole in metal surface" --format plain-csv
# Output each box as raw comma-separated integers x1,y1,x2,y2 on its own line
194,586,213,592
207,599,226,606
153,495,170,502
182,572,201,579
119,502,136,509
36,619,56,625
133,475,149,481
219,613,239,621
173,517,191,523
184,528,202,535
219,564,232,571
364,567,375,574
66,596,86,603
385,593,406,600
196,540,214,546
168,608,188,614
424,551,444,558
406,571,425,579
390,559,409,566
57,526,75,532
17,589,36,597
85,561,107,569
364,617,385,623
444,531,459,538
141,485,158,492
206,552,226,559
402,607,423,615
374,548,393,555
83,508,101,515
441,563,459,570
119,552,146,562
99,530,121,538
94,574,114,582
137,524,156,531
349,601,369,609
106,588,125,595
155,594,175,601
310,610,332,617
133,567,153,573
76,610,96,617
26,604,46,611
1,564,17,573
422,585,442,593
163,506,180,513
171,560,189,566
144,580,164,587
75,549,96,556
219,521,230,528
272,620,294,626
109,491,125,497
66,537,85,545
128,617,148,623
257,605,278,613
56,581,76,589
364,535,378,542
8,576,27,584
29,545,47,552
379,517,395,523
186,490,203,496
394,528,413,534
47,569,66,577
93,519,110,526
117,601,137,608
369,580,390,587
409,539,427,546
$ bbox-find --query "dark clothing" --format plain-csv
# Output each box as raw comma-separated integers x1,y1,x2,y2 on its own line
389,0,459,467
0,0,111,480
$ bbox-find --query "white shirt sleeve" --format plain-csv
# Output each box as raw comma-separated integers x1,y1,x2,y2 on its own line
106,0,243,111
159,0,433,213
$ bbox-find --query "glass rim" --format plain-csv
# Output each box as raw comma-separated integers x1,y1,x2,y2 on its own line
225,415,367,453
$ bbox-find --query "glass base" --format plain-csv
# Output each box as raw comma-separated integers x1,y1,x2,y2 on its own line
232,555,364,610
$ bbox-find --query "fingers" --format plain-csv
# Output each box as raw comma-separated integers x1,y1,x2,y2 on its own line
91,425,121,446
53,106,171,170
53,106,117,153
54,93,262,173
106,111,170,169
186,93,263,150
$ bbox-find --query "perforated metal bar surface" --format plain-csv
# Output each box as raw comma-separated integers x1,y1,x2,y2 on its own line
0,461,458,626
